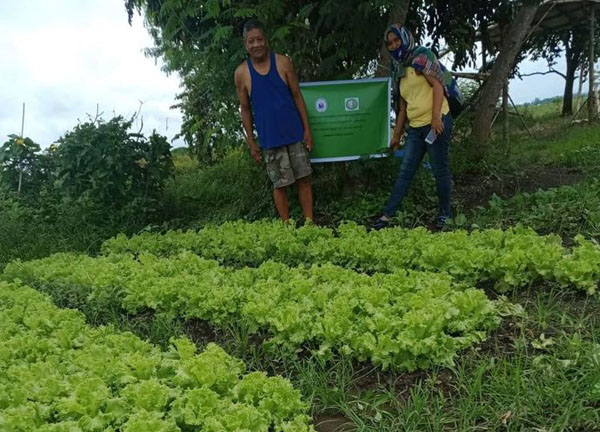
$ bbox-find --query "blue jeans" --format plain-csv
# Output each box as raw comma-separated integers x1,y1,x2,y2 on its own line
384,115,453,220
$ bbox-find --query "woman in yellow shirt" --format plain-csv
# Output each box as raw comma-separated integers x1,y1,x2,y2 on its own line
374,24,456,231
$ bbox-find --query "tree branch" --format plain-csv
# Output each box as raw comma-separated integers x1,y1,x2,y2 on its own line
517,68,567,80
452,71,490,81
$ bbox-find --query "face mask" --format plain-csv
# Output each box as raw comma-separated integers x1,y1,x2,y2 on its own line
391,46,403,61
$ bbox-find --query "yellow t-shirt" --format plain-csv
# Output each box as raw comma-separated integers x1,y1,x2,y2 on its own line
400,66,450,128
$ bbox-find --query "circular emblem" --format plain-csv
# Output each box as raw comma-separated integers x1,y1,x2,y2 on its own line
315,97,328,113
345,98,359,111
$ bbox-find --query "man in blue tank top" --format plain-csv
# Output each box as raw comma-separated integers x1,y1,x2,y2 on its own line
234,19,314,222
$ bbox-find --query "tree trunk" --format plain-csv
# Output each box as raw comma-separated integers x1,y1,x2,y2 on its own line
588,5,597,122
471,2,540,161
562,57,577,116
375,0,411,77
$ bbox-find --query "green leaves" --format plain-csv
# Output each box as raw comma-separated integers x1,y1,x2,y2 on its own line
0,134,47,194
4,249,501,371
54,117,174,208
102,220,600,293
0,282,314,432
233,8,256,18
205,0,221,19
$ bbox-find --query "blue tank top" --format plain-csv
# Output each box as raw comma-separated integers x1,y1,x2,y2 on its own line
247,52,305,149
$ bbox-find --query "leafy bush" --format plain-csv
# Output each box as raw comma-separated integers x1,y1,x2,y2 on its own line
0,134,53,196
54,116,174,209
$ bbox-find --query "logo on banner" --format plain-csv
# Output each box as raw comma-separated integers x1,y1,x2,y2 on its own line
315,98,328,113
345,97,359,111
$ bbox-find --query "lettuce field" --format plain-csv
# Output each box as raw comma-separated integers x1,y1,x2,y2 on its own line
2,219,599,431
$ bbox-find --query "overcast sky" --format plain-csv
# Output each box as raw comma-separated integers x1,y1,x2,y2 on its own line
0,0,183,148
0,1,579,149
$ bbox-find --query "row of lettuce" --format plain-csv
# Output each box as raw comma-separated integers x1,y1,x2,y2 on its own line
3,253,500,371
102,221,600,294
0,282,315,432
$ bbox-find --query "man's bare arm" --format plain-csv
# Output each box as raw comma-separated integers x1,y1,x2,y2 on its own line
234,66,261,162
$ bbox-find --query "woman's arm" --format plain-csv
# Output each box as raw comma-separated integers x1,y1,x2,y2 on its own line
424,74,444,135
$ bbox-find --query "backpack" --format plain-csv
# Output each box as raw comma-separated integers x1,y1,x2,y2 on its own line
439,63,465,118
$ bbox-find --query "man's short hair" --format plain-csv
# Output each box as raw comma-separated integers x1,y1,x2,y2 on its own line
243,19,265,39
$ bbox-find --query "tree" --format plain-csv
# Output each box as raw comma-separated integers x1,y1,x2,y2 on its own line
0,135,41,194
471,1,541,161
526,23,600,116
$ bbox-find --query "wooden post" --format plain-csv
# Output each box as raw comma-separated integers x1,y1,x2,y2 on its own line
18,103,25,194
502,80,509,143
508,94,534,139
576,66,585,111
20,103,25,138
589,4,596,122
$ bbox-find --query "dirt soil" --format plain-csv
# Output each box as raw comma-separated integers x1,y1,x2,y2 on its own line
313,414,353,432
454,165,584,212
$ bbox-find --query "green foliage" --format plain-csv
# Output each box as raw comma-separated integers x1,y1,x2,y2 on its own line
3,253,500,371
0,134,51,195
162,148,273,226
469,180,600,241
161,148,409,227
101,220,600,294
0,282,314,432
54,116,174,209
0,117,180,269
0,189,116,270
511,121,600,165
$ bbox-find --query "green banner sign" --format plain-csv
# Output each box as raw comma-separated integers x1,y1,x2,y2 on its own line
300,78,391,162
